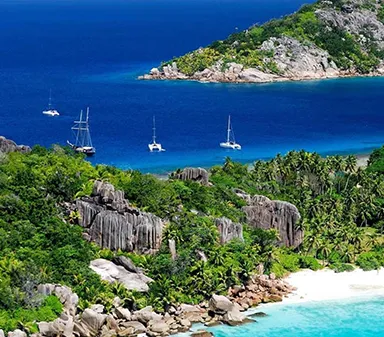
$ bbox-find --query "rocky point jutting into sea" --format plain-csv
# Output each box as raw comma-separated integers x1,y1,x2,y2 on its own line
139,0,384,83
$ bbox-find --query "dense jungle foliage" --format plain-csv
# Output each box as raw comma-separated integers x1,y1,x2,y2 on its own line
1,144,384,332
164,0,384,75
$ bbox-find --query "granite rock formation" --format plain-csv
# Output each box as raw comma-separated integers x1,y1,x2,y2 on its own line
243,195,303,248
214,217,244,244
76,181,164,254
0,136,31,154
90,259,153,292
171,167,209,185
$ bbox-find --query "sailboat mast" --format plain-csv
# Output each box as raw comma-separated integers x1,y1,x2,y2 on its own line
48,89,52,110
152,116,156,143
86,107,93,148
227,115,231,143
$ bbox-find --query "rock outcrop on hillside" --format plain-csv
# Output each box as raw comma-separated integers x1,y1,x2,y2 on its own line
0,136,31,154
242,195,303,248
90,258,153,292
76,181,164,254
171,167,209,185
215,217,244,244
139,0,384,83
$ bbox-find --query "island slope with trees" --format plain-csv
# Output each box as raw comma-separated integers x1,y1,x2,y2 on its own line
0,138,383,334
140,0,384,83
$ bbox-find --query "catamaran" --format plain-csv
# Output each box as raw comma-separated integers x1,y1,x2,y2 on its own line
220,115,241,150
148,116,165,152
42,89,60,116
67,107,96,156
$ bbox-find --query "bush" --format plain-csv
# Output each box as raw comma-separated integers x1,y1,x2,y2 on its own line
298,256,322,270
329,263,354,273
356,252,381,271
0,295,62,333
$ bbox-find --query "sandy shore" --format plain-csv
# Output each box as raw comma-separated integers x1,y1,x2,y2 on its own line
283,268,384,304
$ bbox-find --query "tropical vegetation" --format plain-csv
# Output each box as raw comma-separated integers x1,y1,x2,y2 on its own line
0,143,384,332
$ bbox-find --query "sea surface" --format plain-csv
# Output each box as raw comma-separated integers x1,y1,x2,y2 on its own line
0,0,383,173
191,296,384,337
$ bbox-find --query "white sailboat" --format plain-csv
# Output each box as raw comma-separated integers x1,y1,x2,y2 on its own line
42,89,60,116
220,115,241,150
67,107,96,156
148,116,165,152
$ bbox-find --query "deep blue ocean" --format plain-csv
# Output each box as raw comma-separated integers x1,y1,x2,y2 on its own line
0,0,383,174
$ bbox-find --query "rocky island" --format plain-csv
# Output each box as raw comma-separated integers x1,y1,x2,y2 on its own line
139,0,384,83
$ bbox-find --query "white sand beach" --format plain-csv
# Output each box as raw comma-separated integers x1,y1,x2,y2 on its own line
283,268,384,303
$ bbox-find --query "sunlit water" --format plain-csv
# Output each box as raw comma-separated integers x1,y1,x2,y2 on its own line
181,296,384,337
0,0,383,173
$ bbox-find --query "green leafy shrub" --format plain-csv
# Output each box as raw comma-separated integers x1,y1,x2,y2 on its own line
330,263,355,273
356,252,381,271
298,256,322,270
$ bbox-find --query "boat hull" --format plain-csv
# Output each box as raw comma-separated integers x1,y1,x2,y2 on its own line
42,109,60,116
67,141,95,156
220,142,241,150
148,142,165,152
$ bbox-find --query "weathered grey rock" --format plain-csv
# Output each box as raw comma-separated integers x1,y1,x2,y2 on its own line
222,308,246,326
316,7,384,49
215,217,243,244
0,136,31,154
112,256,142,274
132,306,162,324
90,304,104,314
80,309,107,336
169,239,177,261
73,321,91,337
243,195,303,247
119,321,147,334
90,259,153,292
38,318,73,337
54,285,79,317
147,320,169,334
208,295,233,315
37,284,78,317
76,181,164,254
8,330,27,337
172,167,209,185
191,331,214,337
0,329,4,337
115,307,131,321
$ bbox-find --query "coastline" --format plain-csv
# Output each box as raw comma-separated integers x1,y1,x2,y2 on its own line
139,68,384,85
152,152,371,180
179,268,384,336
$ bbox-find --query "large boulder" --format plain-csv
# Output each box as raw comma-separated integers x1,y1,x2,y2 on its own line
112,256,143,274
0,136,31,154
7,331,26,337
215,217,243,244
208,295,233,315
37,284,78,317
171,167,209,185
119,321,147,334
38,317,74,337
76,181,164,254
80,309,107,336
132,306,162,324
243,195,303,247
90,259,153,292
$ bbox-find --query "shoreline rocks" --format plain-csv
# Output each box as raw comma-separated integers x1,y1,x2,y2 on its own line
9,273,294,337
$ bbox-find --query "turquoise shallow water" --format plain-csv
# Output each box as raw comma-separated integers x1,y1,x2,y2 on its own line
203,296,384,337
